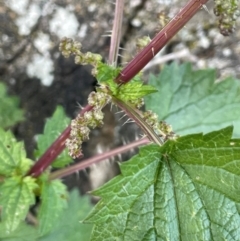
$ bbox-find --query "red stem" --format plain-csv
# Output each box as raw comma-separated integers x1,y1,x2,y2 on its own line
27,0,208,178
115,0,209,84
50,137,150,180
28,105,93,177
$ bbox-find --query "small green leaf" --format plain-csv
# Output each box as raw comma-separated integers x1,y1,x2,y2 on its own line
38,179,68,236
0,129,33,176
0,82,24,128
96,63,156,101
35,106,71,168
145,62,240,137
0,176,38,232
85,127,240,240
96,63,121,83
117,81,157,102
39,189,93,241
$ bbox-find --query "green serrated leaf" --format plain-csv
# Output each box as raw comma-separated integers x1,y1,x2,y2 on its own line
96,63,121,83
96,63,156,101
0,82,24,128
145,62,240,137
85,144,162,240
35,106,71,168
39,189,92,241
0,176,38,233
0,129,33,176
85,127,240,240
117,82,157,102
38,179,68,236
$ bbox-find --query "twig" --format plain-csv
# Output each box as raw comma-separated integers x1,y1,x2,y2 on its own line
144,48,198,71
108,0,124,65
50,137,150,180
27,0,209,178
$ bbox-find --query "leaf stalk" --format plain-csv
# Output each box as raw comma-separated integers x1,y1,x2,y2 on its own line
50,137,150,180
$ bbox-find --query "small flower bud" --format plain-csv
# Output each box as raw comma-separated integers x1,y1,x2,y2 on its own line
143,110,159,129
65,138,83,159
84,111,94,122
88,92,97,106
129,98,144,109
93,110,104,122
59,38,82,58
91,67,98,76
75,54,84,65
78,126,90,140
159,121,172,134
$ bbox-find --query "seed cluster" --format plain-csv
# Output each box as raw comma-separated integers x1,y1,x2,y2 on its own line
60,37,178,157
142,110,178,141
129,98,145,109
65,91,111,158
214,0,240,36
59,37,102,76
59,38,116,158
59,37,82,57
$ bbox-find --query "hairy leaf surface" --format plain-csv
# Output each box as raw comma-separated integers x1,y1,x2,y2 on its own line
85,127,240,240
145,62,240,137
0,176,38,232
35,106,71,168
38,178,68,236
0,129,33,176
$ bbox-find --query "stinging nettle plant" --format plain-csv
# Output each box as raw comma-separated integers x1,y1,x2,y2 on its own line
0,0,240,240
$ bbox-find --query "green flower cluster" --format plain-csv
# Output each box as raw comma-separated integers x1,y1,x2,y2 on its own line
65,91,111,158
59,37,176,157
214,0,240,35
59,37,82,57
142,110,178,141
59,37,102,75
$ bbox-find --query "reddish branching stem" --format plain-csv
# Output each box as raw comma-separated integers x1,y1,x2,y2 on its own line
115,0,209,84
27,105,93,177
27,0,209,178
